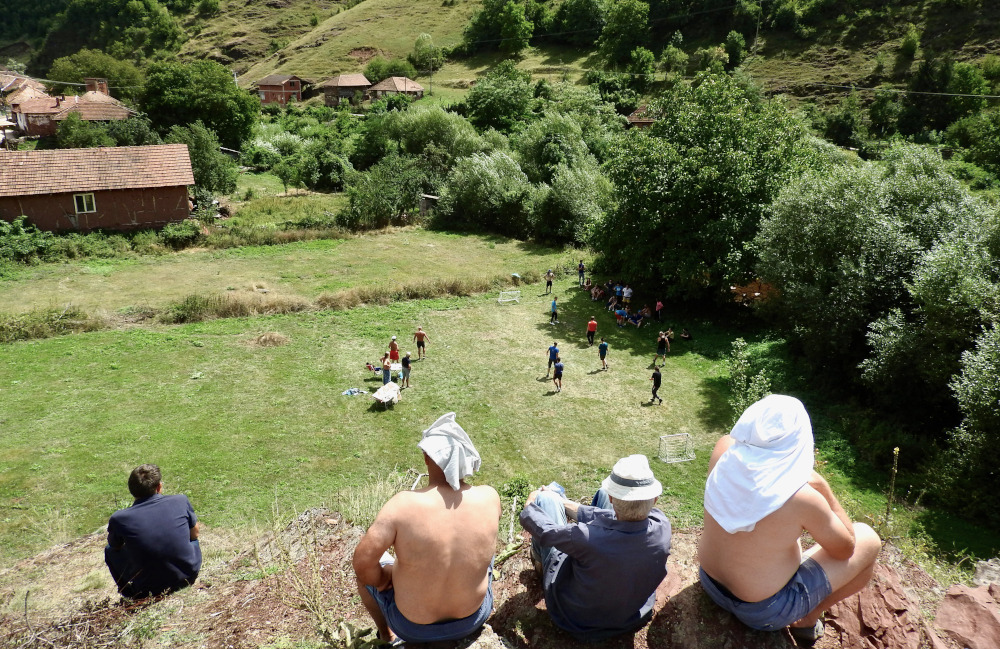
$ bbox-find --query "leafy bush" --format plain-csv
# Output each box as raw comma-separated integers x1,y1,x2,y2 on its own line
161,219,203,248
899,23,920,59
727,338,772,425
0,216,52,262
363,57,418,84
724,30,747,69
165,121,239,194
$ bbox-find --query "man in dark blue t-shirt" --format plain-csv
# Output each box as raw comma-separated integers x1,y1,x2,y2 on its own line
105,464,202,599
546,341,560,376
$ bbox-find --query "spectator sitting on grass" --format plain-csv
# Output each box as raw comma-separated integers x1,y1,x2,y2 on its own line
519,455,671,642
353,413,501,645
105,464,201,599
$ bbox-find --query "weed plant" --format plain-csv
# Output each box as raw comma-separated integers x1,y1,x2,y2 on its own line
0,307,105,343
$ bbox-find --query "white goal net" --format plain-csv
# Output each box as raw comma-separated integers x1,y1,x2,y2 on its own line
659,433,695,463
498,290,521,304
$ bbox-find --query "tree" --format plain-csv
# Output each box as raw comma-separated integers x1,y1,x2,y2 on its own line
498,1,533,55
724,30,747,69
598,0,649,64
822,91,867,148
466,60,534,132
408,33,444,73
48,49,144,103
56,113,114,148
165,121,239,195
106,116,163,146
364,57,419,84
596,72,814,298
512,112,592,183
756,145,981,378
340,154,427,230
142,60,260,149
553,0,606,47
436,151,536,238
625,47,656,93
532,160,614,243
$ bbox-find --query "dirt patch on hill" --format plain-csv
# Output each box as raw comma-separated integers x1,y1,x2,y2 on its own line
0,510,982,649
349,47,379,63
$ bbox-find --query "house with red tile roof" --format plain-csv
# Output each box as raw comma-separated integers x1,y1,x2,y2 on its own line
321,73,371,106
255,74,303,105
0,145,194,232
368,76,424,100
11,78,135,137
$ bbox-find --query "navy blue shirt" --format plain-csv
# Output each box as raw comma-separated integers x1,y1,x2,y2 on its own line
107,493,201,597
520,502,671,638
548,345,559,360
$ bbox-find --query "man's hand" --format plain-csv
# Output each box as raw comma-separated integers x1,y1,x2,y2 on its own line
190,521,201,541
353,508,397,591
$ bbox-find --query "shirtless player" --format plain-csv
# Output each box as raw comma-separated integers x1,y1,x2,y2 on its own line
353,413,501,644
412,327,430,360
698,395,880,645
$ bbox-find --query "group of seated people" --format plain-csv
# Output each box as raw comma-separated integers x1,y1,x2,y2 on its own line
106,396,879,648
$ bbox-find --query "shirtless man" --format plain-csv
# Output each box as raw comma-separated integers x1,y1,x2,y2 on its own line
698,395,880,646
412,326,430,360
353,413,501,644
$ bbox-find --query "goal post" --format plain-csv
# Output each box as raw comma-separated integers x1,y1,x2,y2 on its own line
498,290,521,304
659,433,695,463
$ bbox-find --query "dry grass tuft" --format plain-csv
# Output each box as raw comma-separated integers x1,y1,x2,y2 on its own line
253,332,290,347
316,274,512,310
0,307,107,344
163,291,312,324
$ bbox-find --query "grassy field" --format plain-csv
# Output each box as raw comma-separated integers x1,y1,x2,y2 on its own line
0,229,568,315
1,230,996,590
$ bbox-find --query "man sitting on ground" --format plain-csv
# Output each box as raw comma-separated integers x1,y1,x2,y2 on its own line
699,395,881,646
520,455,671,642
105,464,202,599
353,413,501,644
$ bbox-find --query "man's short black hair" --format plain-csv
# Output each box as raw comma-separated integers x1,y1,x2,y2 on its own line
128,464,161,499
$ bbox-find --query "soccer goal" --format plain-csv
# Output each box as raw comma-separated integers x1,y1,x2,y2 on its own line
659,433,695,463
498,290,521,304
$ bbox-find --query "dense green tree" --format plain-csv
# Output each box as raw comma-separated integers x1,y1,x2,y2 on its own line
756,145,980,378
868,86,901,138
142,60,260,149
340,154,427,230
597,72,814,298
952,109,1000,176
364,57,419,84
512,112,593,183
823,91,867,148
553,0,606,46
106,116,163,146
724,30,747,69
499,1,534,55
408,33,445,72
436,151,536,237
598,0,649,64
165,121,239,195
466,60,534,132
48,49,144,103
56,113,114,148
37,0,182,67
532,160,614,243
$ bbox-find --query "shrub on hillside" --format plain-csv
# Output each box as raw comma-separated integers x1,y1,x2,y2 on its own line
435,151,537,238
161,219,203,249
0,216,52,262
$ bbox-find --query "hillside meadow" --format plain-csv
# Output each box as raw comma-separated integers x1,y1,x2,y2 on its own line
1,230,997,595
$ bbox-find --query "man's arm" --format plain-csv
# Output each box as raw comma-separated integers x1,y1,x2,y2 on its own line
190,521,201,541
353,504,397,591
800,472,856,560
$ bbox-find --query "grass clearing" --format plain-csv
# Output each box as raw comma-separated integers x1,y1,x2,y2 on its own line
0,228,570,315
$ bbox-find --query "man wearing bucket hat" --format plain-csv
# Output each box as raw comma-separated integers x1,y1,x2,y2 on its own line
353,413,501,644
519,455,672,641
698,395,881,646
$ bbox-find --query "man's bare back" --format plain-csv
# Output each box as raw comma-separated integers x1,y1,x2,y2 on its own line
387,484,500,622
700,485,832,601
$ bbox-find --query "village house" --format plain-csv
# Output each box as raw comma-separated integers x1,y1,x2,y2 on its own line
10,78,134,137
368,76,424,101
626,106,656,129
0,144,195,232
255,74,303,105
322,73,371,106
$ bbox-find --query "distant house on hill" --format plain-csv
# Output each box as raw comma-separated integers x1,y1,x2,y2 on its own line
369,76,424,101
322,73,371,106
0,73,46,101
255,74,303,105
10,78,135,137
0,144,195,232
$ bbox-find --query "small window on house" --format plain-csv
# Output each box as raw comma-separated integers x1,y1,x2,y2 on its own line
74,193,96,214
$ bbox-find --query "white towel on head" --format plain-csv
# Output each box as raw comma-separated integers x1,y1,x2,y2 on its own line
418,412,481,491
704,394,814,534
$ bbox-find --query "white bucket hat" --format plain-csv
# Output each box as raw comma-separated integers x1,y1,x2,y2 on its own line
601,454,663,501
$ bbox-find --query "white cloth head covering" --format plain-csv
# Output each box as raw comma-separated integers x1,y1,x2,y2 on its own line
601,454,663,500
418,412,482,491
704,394,814,533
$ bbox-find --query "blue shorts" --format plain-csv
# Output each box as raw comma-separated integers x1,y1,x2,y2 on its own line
364,572,493,643
698,558,832,631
